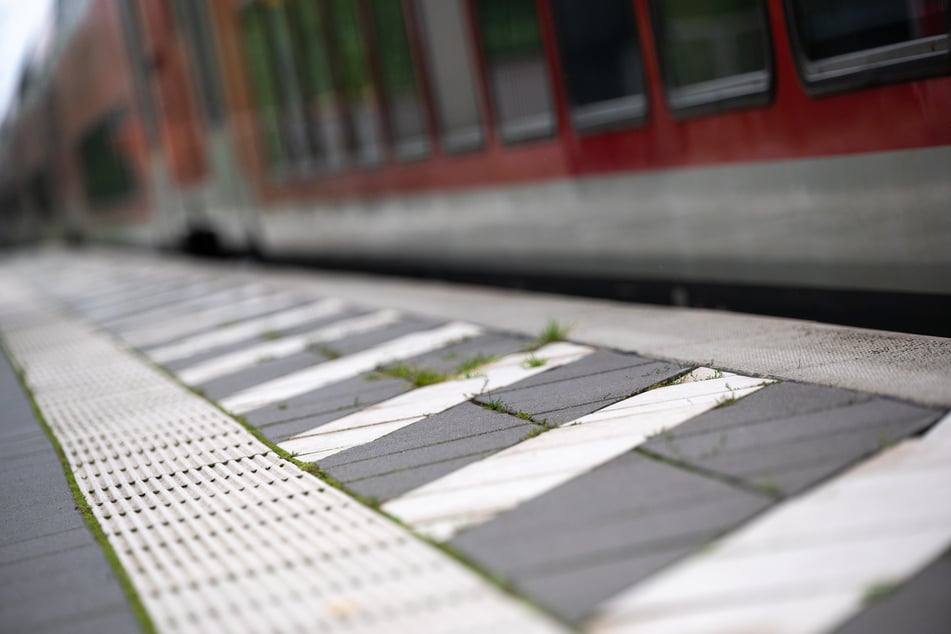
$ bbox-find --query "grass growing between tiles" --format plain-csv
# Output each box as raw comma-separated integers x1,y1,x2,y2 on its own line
0,338,158,634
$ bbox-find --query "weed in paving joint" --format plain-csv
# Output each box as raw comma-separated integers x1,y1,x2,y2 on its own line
259,330,284,341
862,580,899,605
308,342,342,360
529,320,570,350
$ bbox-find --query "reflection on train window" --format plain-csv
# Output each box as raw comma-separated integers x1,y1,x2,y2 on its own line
368,0,429,161
284,0,348,171
550,0,647,133
415,0,484,154
78,114,137,206
239,4,288,170
267,4,321,169
475,0,556,143
651,0,771,113
328,0,384,166
789,0,950,84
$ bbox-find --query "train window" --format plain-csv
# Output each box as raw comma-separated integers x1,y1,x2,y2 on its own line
787,0,950,91
284,0,348,171
77,113,137,206
475,0,557,143
415,0,484,153
239,4,290,170
550,0,647,133
650,0,772,115
266,5,322,169
328,0,384,166
368,0,429,161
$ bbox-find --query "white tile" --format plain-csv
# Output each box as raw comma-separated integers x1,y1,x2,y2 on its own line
148,299,346,363
220,322,484,414
587,416,951,634
177,309,401,385
280,342,593,459
383,372,770,539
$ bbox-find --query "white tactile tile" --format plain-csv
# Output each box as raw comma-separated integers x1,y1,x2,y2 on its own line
279,342,594,461
383,371,770,541
177,309,402,385
220,322,484,414
0,275,566,634
586,414,951,634
148,299,347,363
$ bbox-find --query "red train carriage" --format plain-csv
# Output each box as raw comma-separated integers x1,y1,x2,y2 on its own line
2,0,950,304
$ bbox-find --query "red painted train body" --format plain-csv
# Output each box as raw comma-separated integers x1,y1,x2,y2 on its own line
1,0,949,298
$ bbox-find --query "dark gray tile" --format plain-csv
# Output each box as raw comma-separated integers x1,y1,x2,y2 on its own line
198,352,322,400
833,548,951,634
322,402,534,500
387,333,532,375
475,350,686,424
248,377,411,440
0,352,136,632
644,393,942,495
451,451,768,623
162,310,366,372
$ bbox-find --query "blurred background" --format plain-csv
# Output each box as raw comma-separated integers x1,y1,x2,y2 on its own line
0,0,949,333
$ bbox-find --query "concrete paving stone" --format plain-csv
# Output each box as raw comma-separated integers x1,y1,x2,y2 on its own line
385,332,532,375
342,451,511,502
206,317,444,404
197,351,323,400
155,308,363,371
330,316,446,356
246,376,410,434
660,381,875,438
451,451,768,622
322,402,534,499
131,296,313,351
40,605,141,634
644,396,942,495
832,547,951,634
0,545,134,633
161,309,364,372
0,526,91,565
475,351,687,424
0,432,57,460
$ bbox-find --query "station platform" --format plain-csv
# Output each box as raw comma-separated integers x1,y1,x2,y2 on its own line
1,248,949,634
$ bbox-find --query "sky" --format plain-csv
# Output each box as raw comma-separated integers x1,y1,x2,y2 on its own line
0,0,54,122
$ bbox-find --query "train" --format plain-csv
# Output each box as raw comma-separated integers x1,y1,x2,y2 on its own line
1,0,949,314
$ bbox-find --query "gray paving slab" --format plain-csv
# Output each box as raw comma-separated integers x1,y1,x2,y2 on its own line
474,350,687,424
0,352,137,633
451,451,769,623
252,377,411,443
244,327,514,440
134,296,316,351
201,316,442,401
380,332,532,375
833,547,951,634
197,351,323,400
321,402,534,500
642,385,943,496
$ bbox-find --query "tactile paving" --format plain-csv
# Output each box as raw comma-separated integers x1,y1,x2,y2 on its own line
0,276,565,634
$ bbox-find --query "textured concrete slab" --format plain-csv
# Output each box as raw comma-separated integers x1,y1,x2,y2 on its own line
0,352,137,633
251,376,411,442
451,451,769,623
642,384,944,496
833,547,951,634
322,401,534,501
475,350,687,424
245,333,530,441
197,350,323,400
